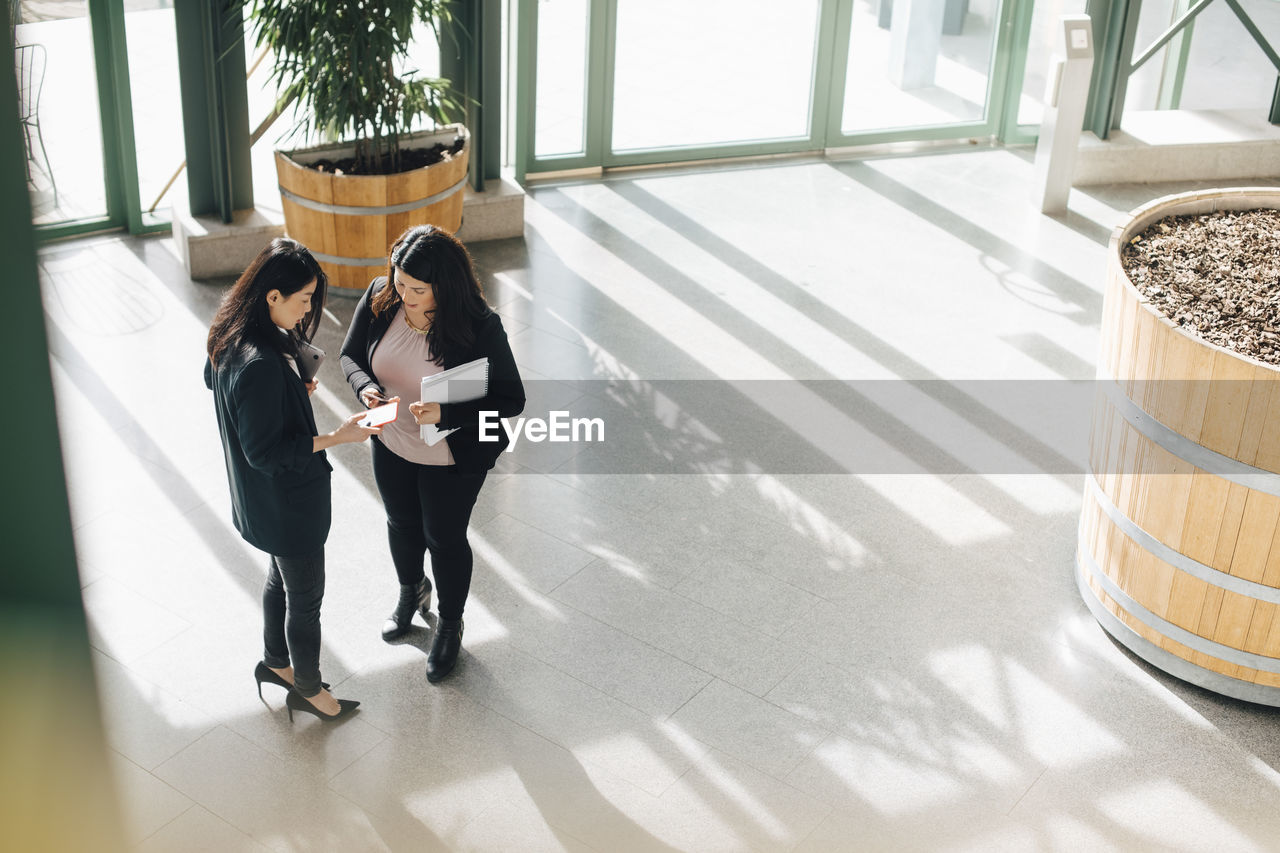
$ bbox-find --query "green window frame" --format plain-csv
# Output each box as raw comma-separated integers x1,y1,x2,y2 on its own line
34,0,168,242
513,0,1042,180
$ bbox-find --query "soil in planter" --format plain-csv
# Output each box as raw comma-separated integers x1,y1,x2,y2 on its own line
1121,209,1280,365
309,135,465,177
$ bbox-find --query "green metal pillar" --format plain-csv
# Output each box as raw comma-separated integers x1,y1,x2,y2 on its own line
441,0,503,191
174,0,253,222
1084,0,1138,139
87,0,138,230
1,4,126,849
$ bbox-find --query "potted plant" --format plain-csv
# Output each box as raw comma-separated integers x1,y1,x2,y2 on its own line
1077,187,1280,706
240,0,469,289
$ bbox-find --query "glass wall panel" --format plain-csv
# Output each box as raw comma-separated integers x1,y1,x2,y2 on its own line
1116,0,1278,120
1166,0,1278,111
405,20,444,132
14,1,108,224
1016,0,1087,127
1123,0,1177,112
126,1,182,220
611,0,819,152
535,0,589,158
842,0,998,134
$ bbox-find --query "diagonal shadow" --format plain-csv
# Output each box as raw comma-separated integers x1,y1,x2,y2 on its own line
551,182,1085,488
58,205,1280,851
827,160,1103,324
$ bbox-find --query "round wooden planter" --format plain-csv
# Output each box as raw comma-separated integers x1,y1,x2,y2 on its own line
1078,187,1280,706
274,124,470,290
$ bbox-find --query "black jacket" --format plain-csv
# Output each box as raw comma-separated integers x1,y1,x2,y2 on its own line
204,343,332,557
340,277,526,472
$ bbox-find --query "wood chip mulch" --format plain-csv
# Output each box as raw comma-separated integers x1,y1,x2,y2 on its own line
1121,209,1280,365
309,135,466,177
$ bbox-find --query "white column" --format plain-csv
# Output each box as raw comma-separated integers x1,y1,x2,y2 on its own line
888,0,946,90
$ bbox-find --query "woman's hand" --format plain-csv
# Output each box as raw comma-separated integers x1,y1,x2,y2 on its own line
409,401,441,425
313,412,379,452
305,379,318,397
333,412,381,445
360,386,396,409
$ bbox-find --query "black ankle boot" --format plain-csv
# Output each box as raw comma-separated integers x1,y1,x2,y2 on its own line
381,578,431,640
426,618,463,683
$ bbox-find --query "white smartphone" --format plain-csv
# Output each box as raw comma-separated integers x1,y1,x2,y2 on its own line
360,400,399,427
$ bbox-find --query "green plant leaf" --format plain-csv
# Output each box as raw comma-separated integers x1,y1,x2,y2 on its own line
238,0,465,173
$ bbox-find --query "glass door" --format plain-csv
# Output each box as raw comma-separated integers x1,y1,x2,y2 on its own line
516,0,1023,178
13,0,162,239
609,0,822,153
834,0,1004,139
517,0,840,176
125,0,184,226
14,1,110,226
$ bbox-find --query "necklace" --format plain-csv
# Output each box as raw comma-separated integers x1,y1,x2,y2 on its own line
403,310,430,335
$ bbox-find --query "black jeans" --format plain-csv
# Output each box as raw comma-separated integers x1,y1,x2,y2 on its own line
371,437,487,621
261,548,325,697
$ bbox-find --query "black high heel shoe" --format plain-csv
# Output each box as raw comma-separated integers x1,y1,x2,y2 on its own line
254,662,328,699
426,618,463,683
382,577,432,641
285,689,360,722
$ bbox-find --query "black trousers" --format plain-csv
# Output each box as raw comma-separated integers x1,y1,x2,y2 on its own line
261,548,325,697
371,437,487,621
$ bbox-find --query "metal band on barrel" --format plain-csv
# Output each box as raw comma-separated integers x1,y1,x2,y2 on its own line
1101,378,1280,497
1085,473,1280,604
1075,552,1280,707
309,251,387,267
1077,544,1280,674
277,174,467,216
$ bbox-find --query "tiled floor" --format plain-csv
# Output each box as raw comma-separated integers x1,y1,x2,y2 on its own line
47,149,1280,851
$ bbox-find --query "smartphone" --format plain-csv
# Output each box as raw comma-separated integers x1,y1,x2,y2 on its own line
359,400,399,427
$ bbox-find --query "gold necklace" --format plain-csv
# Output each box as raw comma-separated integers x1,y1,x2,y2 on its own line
403,310,430,335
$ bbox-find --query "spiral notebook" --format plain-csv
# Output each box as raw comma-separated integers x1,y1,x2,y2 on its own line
419,357,490,446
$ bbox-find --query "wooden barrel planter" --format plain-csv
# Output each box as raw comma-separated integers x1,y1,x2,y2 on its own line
274,124,470,290
1078,187,1280,706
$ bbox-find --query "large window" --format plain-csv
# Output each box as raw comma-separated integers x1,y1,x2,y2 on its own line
15,2,109,226
611,0,820,151
1015,0,1087,128
16,0,167,238
1124,0,1280,114
842,0,1002,134
533,0,589,157
517,0,1021,177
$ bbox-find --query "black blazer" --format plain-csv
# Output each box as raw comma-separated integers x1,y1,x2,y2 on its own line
204,343,333,557
340,277,525,472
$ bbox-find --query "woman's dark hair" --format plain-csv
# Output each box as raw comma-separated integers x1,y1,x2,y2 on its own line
371,225,489,364
206,238,327,367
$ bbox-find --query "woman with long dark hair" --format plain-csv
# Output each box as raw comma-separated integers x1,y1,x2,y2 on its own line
341,225,524,683
205,238,376,722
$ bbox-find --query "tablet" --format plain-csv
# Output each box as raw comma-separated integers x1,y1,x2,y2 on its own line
360,400,399,427
296,339,325,384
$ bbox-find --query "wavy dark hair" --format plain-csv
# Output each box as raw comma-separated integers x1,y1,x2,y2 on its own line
371,225,489,365
207,238,327,368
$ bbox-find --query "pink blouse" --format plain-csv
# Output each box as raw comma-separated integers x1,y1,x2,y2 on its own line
370,307,455,466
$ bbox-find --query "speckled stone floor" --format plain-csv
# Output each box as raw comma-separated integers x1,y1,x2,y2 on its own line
49,150,1280,852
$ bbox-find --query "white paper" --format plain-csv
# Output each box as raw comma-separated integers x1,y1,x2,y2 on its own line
419,357,489,446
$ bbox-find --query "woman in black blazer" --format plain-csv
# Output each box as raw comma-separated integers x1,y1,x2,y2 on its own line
205,238,377,722
341,225,525,682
